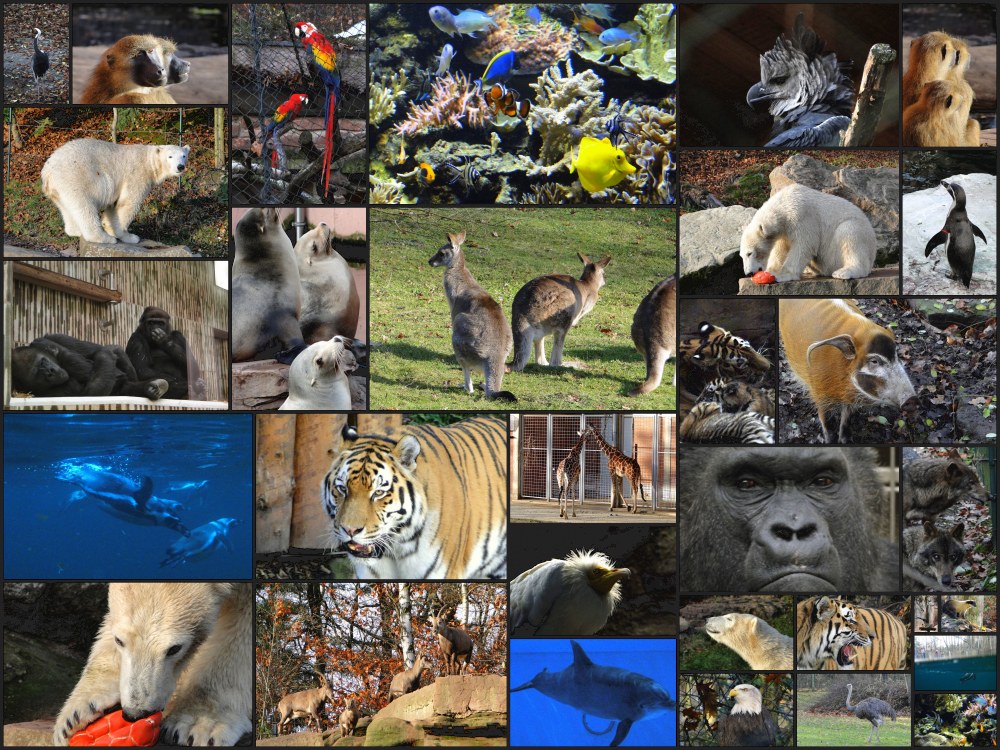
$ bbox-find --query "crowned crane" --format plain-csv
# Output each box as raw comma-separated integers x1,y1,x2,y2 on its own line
845,683,897,744
31,27,50,96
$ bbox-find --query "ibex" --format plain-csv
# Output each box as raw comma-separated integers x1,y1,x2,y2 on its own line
510,253,611,371
428,231,515,401
779,298,917,443
430,609,474,676
338,697,358,738
389,653,429,700
275,669,335,734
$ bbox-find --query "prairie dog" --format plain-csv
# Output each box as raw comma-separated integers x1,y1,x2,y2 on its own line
903,79,973,147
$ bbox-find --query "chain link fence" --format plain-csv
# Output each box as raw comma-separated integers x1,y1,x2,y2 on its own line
231,3,366,205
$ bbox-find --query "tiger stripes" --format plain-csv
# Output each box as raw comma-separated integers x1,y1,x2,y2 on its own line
797,596,908,670
321,416,507,580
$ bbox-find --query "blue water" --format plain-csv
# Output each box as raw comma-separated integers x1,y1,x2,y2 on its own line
510,639,677,747
914,656,997,691
3,413,252,580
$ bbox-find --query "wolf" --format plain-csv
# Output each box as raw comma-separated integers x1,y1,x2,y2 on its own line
904,454,988,523
903,521,967,591
53,583,252,746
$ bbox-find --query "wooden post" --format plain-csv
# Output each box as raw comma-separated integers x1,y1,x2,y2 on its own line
843,44,898,147
255,415,298,553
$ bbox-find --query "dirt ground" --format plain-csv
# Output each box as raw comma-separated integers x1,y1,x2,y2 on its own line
71,47,228,103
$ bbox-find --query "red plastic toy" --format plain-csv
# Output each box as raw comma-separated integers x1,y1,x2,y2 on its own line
752,271,777,285
68,710,162,747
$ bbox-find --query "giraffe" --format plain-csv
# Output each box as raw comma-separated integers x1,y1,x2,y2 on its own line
583,425,647,514
555,429,588,518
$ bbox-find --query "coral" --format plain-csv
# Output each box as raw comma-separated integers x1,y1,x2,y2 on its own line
393,72,491,137
620,4,677,84
527,59,607,173
466,5,578,75
520,182,579,204
369,69,409,127
621,98,677,204
369,175,415,204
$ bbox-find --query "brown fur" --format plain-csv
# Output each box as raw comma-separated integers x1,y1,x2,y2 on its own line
629,277,677,395
338,698,358,738
583,426,647,513
389,655,428,700
903,79,976,147
555,430,587,519
904,453,988,523
81,34,181,104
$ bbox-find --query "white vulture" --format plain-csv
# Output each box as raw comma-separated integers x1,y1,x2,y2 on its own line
510,549,630,636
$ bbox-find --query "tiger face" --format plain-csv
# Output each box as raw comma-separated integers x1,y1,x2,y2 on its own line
797,596,873,670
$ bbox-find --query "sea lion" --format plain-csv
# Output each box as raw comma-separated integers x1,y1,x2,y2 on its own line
160,517,239,567
278,336,366,410
924,180,988,288
56,462,189,535
293,222,362,344
232,208,305,363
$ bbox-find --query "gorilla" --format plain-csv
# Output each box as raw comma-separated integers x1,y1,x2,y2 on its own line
12,334,168,399
680,447,899,593
126,306,207,400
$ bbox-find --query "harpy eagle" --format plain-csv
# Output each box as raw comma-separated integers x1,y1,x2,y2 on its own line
717,684,778,746
746,13,854,147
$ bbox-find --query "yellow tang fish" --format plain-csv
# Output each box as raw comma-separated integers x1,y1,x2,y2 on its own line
570,136,636,193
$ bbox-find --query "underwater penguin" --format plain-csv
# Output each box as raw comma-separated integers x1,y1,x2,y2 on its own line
924,180,987,288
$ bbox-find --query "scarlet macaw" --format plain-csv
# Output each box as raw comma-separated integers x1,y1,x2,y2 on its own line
264,93,309,171
293,21,341,196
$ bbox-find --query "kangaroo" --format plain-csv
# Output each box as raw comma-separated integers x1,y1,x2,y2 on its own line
429,231,515,401
903,520,967,591
629,277,677,395
510,253,611,371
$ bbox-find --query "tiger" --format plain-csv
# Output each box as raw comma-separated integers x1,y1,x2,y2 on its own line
797,596,908,670
698,377,776,418
678,321,772,403
679,400,775,444
320,416,507,580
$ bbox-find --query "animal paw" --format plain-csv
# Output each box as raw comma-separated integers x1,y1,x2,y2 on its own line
145,379,169,400
117,232,141,244
83,231,120,244
53,689,122,745
832,268,860,279
162,709,251,747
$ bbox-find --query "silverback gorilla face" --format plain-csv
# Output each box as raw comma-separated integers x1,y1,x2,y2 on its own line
680,447,899,593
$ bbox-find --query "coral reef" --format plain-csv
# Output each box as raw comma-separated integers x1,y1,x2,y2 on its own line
621,4,677,85
623,99,678,203
393,72,491,137
370,69,410,127
370,174,415,204
527,59,607,173
466,5,578,74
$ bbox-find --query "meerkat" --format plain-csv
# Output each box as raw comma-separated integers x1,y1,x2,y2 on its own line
80,34,190,104
903,31,980,146
903,79,972,147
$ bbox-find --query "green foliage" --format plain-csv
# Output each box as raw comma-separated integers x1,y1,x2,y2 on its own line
31,118,53,138
722,167,770,208
405,413,493,426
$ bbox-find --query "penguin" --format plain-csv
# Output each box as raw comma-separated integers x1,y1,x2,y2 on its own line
924,180,987,288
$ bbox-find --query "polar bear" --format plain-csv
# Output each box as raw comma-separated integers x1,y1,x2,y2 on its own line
41,139,189,244
53,583,251,747
293,222,361,344
740,184,877,281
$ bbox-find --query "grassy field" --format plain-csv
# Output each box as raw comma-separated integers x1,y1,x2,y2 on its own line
797,689,911,746
369,207,677,410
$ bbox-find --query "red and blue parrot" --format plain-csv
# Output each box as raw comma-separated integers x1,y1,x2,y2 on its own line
264,93,309,170
294,21,340,196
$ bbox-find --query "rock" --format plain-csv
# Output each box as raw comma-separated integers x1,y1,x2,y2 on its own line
737,267,900,296
362,716,422,746
678,204,757,279
78,238,198,258
232,360,366,411
3,720,56,747
902,173,996,295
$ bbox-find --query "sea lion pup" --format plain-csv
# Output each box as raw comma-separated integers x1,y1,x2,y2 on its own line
80,34,190,104
924,180,988,288
278,336,367,410
232,208,305,364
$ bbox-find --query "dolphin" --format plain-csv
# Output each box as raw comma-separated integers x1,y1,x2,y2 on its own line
511,640,675,746
160,517,239,567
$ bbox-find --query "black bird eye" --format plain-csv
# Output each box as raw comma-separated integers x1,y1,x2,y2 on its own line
770,75,788,85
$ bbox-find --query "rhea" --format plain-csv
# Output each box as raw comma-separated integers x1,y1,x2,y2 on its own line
31,28,50,96
846,683,897,744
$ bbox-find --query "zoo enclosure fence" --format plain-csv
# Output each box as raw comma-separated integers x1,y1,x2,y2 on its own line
514,413,677,513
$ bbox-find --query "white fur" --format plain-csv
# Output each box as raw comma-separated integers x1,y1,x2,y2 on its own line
740,184,877,281
53,583,251,746
41,139,189,244
279,337,356,410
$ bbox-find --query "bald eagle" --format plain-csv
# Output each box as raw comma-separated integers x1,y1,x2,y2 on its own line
746,13,854,147
509,550,630,636
717,684,778,746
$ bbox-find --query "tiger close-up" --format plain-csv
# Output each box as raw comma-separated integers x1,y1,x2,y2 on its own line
796,596,909,671
320,416,508,580
678,321,772,407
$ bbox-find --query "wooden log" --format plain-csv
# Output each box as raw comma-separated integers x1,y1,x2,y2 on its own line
11,262,121,303
843,43,898,147
291,414,348,549
255,415,297,554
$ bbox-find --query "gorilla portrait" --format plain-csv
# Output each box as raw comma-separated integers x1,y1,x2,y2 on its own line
12,333,168,399
680,447,899,592
126,306,207,400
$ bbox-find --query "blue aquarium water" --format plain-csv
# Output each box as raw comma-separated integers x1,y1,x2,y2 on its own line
510,638,676,746
914,656,997,691
3,413,252,580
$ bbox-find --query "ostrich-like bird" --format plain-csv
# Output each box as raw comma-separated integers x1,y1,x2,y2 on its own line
845,683,897,744
31,27,50,95
746,13,854,147
717,684,778,746
510,550,630,636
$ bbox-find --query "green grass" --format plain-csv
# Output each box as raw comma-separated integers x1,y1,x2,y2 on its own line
369,207,677,410
797,691,911,747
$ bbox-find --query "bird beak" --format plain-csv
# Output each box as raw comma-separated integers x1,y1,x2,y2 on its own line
588,566,630,595
746,82,774,106
728,688,738,698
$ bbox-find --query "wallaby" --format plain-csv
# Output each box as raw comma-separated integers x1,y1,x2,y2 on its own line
629,276,677,395
510,253,611,371
429,231,515,401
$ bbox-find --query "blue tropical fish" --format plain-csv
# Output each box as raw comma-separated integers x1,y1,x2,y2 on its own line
526,6,541,23
599,27,638,47
481,49,517,87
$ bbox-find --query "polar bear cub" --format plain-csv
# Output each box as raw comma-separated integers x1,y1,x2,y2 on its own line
41,139,189,244
740,184,877,282
53,583,251,747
